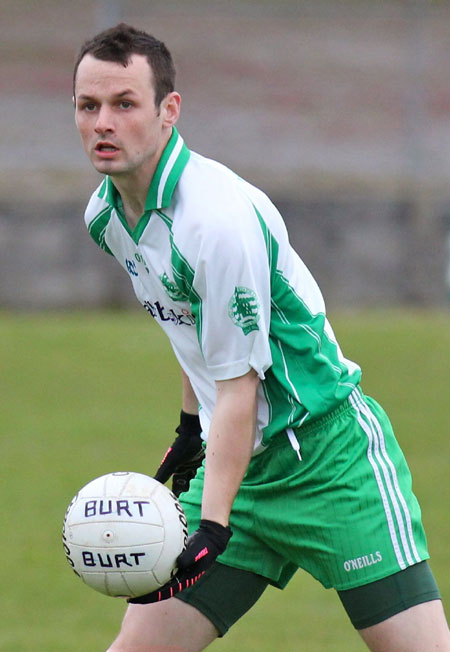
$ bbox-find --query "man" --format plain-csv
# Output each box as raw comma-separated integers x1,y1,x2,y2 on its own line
73,23,449,652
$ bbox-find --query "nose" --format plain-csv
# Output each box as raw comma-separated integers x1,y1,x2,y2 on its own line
94,105,114,135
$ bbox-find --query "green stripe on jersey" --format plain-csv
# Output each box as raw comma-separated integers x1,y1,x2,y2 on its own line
253,206,361,439
155,209,173,230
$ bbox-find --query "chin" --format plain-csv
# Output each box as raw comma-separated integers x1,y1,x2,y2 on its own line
91,160,118,175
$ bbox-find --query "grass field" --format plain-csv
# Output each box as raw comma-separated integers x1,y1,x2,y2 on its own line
1,309,449,651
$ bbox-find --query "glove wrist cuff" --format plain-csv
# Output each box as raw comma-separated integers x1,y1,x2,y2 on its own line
178,410,202,438
199,519,233,549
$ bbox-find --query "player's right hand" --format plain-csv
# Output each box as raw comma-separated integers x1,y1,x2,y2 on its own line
128,519,232,604
154,411,204,496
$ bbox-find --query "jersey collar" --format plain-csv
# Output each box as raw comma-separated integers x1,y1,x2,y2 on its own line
102,127,190,212
145,127,190,210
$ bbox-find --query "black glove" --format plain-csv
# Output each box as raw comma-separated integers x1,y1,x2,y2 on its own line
154,411,205,497
129,519,232,604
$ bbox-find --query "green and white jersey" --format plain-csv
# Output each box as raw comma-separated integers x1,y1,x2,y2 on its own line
85,128,361,453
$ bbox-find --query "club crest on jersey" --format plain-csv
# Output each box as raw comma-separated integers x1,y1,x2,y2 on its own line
159,272,187,301
228,286,260,335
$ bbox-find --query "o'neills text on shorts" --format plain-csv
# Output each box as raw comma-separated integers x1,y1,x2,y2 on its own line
344,551,383,572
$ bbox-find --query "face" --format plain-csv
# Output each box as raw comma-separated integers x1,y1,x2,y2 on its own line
74,54,180,183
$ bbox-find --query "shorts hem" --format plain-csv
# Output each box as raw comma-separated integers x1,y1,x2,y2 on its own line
338,561,441,630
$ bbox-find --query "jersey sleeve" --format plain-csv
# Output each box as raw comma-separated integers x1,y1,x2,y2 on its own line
174,192,273,381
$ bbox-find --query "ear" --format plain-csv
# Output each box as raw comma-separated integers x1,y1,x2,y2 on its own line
161,92,181,128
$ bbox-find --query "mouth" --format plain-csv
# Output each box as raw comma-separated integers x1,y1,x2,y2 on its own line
94,142,120,158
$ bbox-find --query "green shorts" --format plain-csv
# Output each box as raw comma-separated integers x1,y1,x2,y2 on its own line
180,387,429,592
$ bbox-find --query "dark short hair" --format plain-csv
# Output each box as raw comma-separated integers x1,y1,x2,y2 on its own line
73,23,175,106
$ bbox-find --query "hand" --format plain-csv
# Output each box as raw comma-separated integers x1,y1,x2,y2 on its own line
128,520,232,604
154,411,205,496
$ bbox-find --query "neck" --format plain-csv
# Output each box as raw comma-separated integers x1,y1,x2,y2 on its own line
112,175,148,230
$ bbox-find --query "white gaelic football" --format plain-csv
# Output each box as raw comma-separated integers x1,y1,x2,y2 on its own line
62,472,188,598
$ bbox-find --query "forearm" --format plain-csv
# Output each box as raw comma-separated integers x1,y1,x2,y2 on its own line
180,367,198,415
201,369,259,527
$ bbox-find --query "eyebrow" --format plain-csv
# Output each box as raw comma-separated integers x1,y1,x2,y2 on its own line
76,89,138,101
116,89,137,98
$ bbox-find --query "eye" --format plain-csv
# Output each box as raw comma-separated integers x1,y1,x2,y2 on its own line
119,100,133,109
81,102,97,112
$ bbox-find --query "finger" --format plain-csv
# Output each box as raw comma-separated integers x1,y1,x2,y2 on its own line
128,571,206,604
128,578,178,604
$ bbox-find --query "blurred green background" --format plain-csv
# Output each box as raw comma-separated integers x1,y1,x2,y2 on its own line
1,309,448,651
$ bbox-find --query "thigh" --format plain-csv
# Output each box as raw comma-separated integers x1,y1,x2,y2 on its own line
107,597,219,652
359,600,450,652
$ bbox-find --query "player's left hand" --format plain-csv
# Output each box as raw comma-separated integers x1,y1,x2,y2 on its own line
128,519,232,604
154,410,205,497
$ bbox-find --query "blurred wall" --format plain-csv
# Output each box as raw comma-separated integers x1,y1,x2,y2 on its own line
1,0,449,309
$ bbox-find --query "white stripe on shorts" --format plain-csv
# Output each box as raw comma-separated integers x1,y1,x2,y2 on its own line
349,388,421,570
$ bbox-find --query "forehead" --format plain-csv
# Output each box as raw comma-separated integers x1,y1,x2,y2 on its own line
75,53,154,98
